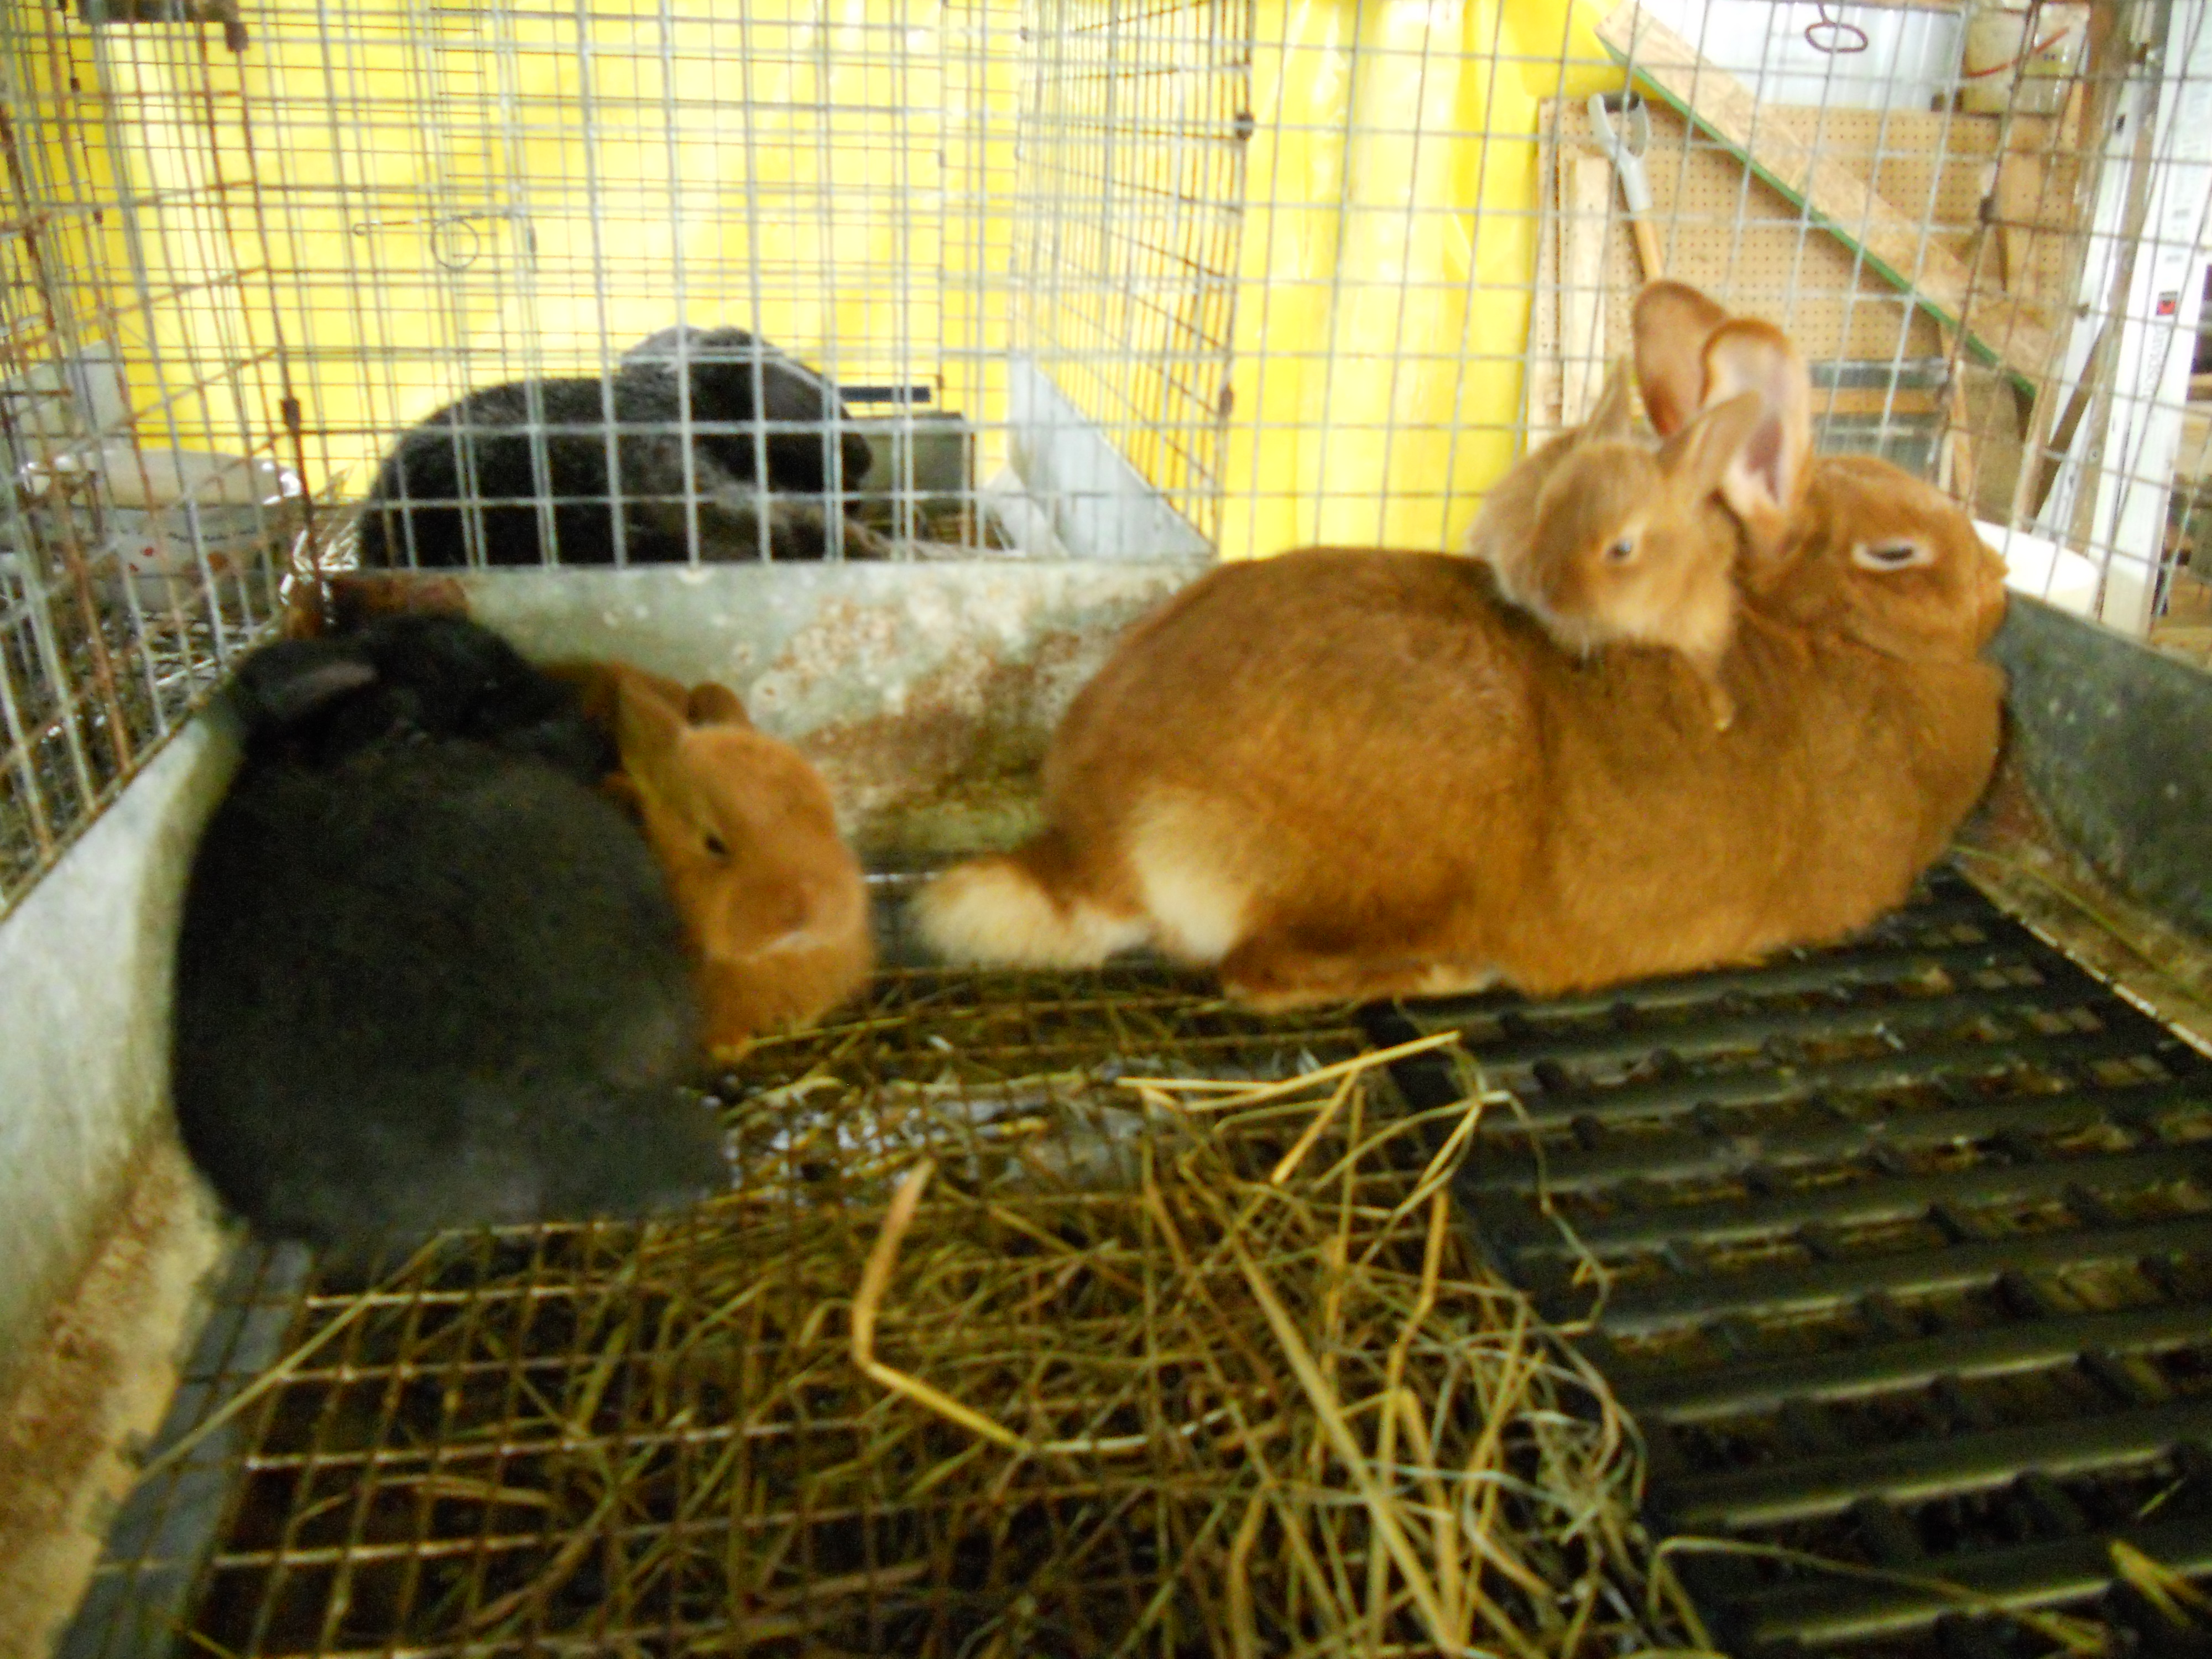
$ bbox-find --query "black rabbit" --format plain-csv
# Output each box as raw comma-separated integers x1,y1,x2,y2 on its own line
172,630,724,1249
231,612,613,780
355,326,878,568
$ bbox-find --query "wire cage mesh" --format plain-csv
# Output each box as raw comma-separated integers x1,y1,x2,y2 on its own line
6,3,2211,1651
3,0,2212,912
0,2,300,911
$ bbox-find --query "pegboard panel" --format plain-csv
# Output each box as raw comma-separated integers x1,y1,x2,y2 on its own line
1528,97,2082,446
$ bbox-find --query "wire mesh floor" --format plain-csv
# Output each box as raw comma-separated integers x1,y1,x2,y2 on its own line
68,955,1395,1659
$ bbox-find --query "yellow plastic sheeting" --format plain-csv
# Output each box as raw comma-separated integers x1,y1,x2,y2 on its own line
1219,0,1613,559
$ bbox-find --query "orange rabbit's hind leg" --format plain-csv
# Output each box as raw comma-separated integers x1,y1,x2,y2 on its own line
1125,795,1256,966
1697,662,1737,730
1219,934,1501,1012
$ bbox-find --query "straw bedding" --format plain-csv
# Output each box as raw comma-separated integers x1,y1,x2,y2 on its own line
178,974,1693,1657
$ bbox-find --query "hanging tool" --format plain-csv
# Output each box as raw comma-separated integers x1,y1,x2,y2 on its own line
1589,89,1663,281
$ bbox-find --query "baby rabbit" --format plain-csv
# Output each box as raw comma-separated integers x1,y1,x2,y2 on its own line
356,326,875,568
1460,359,1636,569
915,280,2007,1011
564,661,874,1051
174,637,727,1249
1506,386,1768,729
1463,360,1765,729
232,611,612,780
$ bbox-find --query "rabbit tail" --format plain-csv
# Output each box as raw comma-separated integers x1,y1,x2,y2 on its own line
915,827,1146,968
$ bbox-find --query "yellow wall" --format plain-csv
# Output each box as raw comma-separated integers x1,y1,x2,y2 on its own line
20,0,1611,552
1219,0,1613,557
3,18,268,459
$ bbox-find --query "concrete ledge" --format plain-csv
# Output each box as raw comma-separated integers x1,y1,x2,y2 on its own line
460,559,1208,855
1992,596,2212,943
0,714,239,1400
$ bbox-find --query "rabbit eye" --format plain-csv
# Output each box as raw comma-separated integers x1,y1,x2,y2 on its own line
703,831,731,859
1605,536,1636,564
1853,539,1933,571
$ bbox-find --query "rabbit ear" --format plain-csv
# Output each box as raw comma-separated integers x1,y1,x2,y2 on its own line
1657,389,1767,501
686,681,753,729
600,769,645,813
539,659,623,726
1586,357,1637,439
611,667,688,778
234,640,378,733
1702,320,1813,560
1632,280,1733,437
612,674,740,851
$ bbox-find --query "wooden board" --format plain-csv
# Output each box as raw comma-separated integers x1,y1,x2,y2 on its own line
1598,0,2060,384
2182,408,2212,484
1525,100,1563,443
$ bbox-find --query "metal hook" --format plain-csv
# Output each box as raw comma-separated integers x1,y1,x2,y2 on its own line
1587,89,1650,173
347,209,513,272
1806,4,1869,54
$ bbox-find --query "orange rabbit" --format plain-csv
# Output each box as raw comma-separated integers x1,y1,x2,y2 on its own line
915,281,2007,1009
1459,359,1637,570
1462,360,1764,729
571,662,874,1049
1506,388,1767,730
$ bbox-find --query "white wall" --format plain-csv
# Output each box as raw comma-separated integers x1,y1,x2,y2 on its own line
1635,0,1962,109
0,717,238,1395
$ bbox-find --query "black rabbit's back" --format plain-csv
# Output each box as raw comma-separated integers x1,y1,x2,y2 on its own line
627,325,873,492
173,739,720,1245
234,613,613,779
356,331,873,568
356,372,711,566
186,744,693,1071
